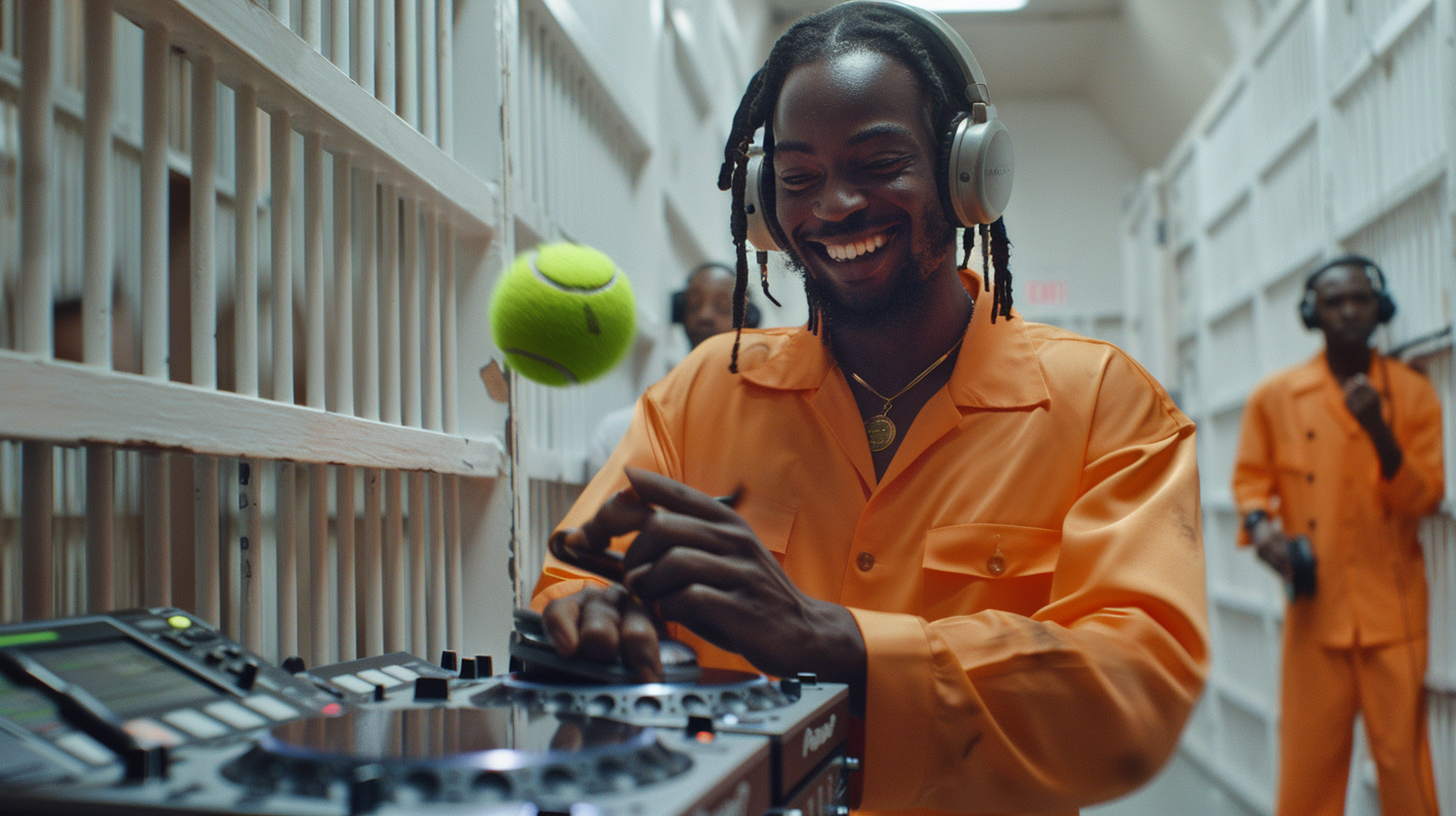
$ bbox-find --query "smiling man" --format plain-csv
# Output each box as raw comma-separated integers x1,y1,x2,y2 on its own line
532,3,1208,814
1234,257,1442,816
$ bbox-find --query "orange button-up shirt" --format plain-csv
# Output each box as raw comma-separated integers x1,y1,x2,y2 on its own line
533,273,1208,815
1232,352,1443,647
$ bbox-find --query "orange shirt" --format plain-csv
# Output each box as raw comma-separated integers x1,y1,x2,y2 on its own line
533,273,1208,815
1232,352,1443,647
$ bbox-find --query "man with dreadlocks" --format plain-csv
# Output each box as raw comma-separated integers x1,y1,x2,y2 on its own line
531,2,1207,813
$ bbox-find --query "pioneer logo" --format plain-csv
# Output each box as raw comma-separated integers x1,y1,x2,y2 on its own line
802,714,837,757
985,167,1011,176
694,780,752,816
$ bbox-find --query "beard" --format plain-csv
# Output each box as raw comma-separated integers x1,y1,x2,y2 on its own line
786,202,956,331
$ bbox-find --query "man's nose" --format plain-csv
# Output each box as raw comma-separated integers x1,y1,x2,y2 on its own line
813,176,866,221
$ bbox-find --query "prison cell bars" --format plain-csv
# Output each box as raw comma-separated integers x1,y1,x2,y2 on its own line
0,1,499,670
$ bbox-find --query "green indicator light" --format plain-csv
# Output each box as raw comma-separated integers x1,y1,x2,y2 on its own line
0,630,60,648
167,615,192,629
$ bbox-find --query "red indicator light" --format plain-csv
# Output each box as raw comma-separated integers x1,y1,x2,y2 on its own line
694,731,714,743
322,703,343,716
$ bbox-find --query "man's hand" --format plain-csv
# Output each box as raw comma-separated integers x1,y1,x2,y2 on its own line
1342,373,1403,478
1248,517,1292,582
618,468,864,689
1343,374,1384,431
542,467,866,707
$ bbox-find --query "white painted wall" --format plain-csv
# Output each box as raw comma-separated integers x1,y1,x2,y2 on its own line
997,96,1141,333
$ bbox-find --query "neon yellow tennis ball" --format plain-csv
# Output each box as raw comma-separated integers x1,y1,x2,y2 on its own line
490,243,635,386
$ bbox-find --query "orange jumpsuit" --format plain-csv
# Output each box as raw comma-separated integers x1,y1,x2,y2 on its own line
1233,352,1442,816
534,272,1209,816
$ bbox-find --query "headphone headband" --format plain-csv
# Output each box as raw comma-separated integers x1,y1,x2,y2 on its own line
844,0,990,103
1308,254,1385,288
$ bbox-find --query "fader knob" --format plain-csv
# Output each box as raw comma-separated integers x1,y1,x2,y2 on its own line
414,676,450,701
350,763,387,816
282,656,307,674
235,661,259,691
440,650,459,671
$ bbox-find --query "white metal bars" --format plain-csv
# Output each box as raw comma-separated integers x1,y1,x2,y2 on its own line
255,0,454,153
0,1,499,670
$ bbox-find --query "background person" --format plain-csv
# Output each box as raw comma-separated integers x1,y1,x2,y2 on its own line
586,263,757,475
537,3,1208,813
1233,255,1442,816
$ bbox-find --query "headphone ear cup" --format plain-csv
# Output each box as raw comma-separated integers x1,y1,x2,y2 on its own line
946,113,1013,226
1300,291,1319,329
745,302,761,328
1378,291,1396,323
744,154,784,252
937,113,966,226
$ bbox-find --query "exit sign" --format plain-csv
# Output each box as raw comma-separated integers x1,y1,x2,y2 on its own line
1025,280,1068,306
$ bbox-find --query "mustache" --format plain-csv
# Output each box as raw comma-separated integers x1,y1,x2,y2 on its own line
800,214,899,242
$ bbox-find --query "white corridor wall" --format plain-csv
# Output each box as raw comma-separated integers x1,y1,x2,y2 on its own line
1121,0,1456,813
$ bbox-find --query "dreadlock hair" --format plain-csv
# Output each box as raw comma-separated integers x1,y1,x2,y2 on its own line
716,2,1014,372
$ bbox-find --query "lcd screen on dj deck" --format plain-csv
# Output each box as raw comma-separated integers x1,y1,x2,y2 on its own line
28,639,224,720
0,672,66,738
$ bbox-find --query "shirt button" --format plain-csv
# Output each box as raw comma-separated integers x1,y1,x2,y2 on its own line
986,554,1006,577
1307,430,1315,439
856,552,875,572
1306,473,1315,483
1308,519,1317,530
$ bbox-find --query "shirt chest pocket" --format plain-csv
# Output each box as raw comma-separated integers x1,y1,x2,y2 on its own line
739,495,797,563
922,523,1060,593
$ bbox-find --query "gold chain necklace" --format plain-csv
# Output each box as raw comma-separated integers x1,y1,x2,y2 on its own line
850,327,967,453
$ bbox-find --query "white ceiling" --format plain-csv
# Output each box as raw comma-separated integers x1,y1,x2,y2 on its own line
764,0,1248,167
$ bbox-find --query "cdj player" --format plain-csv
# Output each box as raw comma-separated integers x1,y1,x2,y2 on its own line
0,609,855,816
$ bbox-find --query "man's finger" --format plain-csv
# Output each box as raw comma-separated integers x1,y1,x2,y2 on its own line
575,592,624,663
625,546,750,602
618,605,664,682
542,596,584,656
622,514,748,572
575,485,655,550
624,467,739,522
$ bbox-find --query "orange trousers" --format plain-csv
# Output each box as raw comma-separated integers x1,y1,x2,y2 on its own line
1276,630,1439,816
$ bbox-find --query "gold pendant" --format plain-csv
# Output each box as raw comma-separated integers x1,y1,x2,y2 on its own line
865,414,896,452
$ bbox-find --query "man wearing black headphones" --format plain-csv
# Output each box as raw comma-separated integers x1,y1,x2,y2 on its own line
536,3,1207,812
1234,256,1442,816
674,262,760,349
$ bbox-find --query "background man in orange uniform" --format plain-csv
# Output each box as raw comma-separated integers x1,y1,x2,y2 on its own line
1234,255,1443,816
587,263,759,475
533,3,1209,813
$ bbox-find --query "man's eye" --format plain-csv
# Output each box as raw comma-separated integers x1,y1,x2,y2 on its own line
865,157,909,174
779,173,817,189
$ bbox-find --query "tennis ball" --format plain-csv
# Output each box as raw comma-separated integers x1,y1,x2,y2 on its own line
490,242,636,386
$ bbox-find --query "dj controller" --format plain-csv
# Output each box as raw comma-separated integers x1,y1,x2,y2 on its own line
0,608,854,816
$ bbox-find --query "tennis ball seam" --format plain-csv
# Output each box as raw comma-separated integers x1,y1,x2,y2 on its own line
530,253,620,294
501,346,580,384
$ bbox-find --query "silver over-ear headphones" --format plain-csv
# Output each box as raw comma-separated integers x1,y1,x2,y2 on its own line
742,0,1014,253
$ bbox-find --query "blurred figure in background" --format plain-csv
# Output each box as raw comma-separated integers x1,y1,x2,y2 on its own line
1234,255,1442,816
586,263,757,475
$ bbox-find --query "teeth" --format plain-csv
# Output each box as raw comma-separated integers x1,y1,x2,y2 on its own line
822,232,888,262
